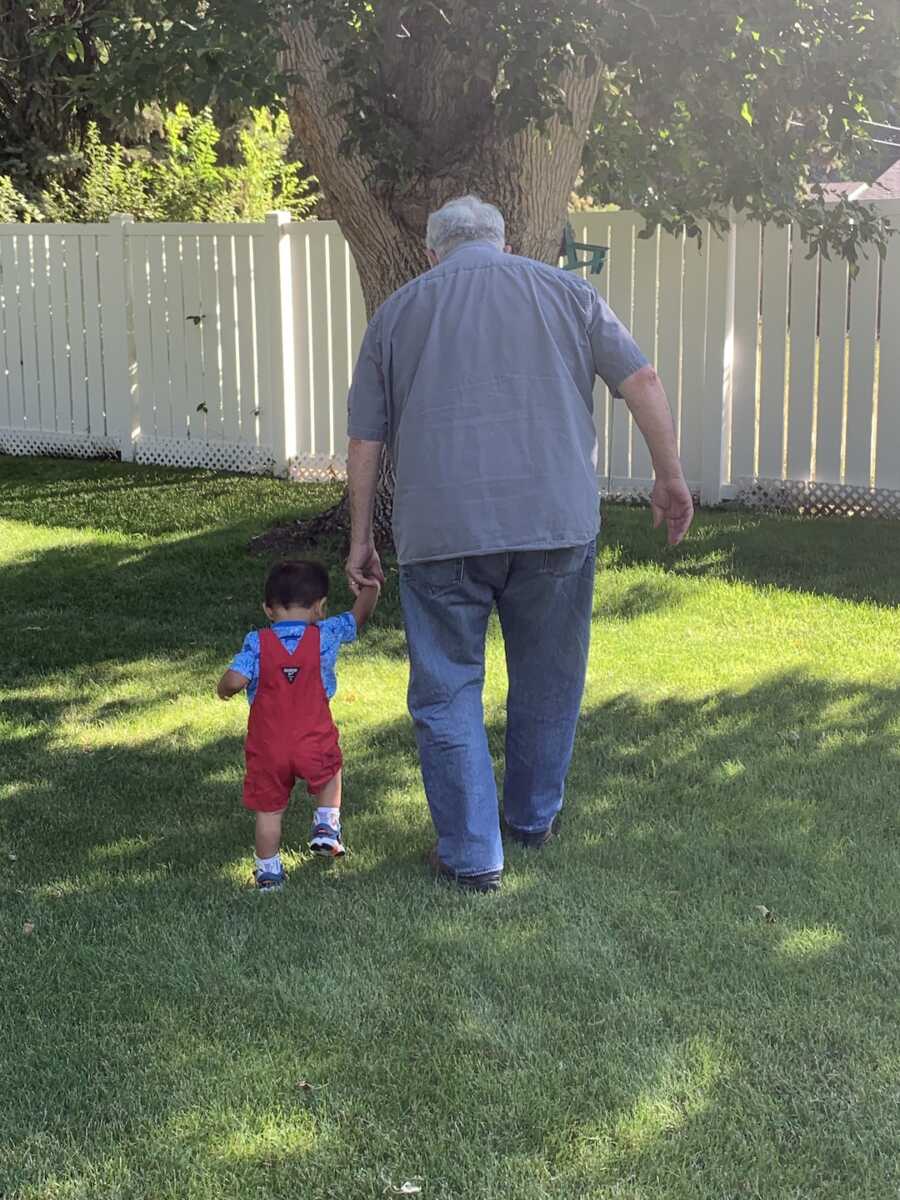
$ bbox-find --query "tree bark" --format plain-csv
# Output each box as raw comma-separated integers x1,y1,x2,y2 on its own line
261,9,603,553
279,12,601,315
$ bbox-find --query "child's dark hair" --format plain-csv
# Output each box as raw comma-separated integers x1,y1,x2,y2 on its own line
264,559,330,609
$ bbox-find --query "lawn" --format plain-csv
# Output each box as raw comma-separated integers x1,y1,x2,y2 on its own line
1,455,899,1200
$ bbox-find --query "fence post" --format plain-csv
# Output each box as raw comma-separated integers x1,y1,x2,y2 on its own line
259,210,297,475
700,219,737,504
99,213,136,460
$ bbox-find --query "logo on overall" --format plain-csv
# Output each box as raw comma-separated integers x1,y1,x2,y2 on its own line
282,667,300,684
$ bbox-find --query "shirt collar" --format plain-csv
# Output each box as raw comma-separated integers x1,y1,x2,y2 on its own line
440,240,505,264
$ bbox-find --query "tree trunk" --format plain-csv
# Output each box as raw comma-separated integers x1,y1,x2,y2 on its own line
256,11,602,555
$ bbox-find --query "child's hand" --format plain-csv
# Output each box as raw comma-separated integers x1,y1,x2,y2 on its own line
351,579,381,630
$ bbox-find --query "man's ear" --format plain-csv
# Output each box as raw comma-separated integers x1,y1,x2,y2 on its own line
262,602,274,620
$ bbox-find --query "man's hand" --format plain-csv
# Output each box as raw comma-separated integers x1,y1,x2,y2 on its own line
651,475,694,546
346,540,385,595
351,579,381,629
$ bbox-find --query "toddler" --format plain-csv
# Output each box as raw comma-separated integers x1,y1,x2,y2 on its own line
217,558,379,890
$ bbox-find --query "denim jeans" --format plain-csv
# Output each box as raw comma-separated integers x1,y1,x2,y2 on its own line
399,542,596,875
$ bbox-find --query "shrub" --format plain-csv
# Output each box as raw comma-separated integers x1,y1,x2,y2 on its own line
39,107,316,223
0,175,43,222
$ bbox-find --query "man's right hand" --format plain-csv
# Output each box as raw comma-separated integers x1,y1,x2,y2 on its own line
346,540,385,595
618,367,693,547
651,475,694,546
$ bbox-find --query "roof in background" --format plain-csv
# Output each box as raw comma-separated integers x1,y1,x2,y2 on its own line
857,157,900,200
820,180,865,198
820,157,900,201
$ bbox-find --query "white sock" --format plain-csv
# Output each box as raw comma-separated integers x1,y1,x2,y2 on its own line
314,807,341,831
255,853,282,876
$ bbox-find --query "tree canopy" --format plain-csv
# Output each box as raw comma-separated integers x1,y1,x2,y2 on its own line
5,2,899,273
0,2,279,180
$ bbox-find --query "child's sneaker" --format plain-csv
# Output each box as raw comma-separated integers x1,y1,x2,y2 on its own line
308,821,346,858
254,867,286,891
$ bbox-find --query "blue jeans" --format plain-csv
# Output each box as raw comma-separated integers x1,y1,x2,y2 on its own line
399,543,596,875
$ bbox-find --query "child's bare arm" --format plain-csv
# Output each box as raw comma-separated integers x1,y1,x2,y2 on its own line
217,669,250,700
351,582,380,632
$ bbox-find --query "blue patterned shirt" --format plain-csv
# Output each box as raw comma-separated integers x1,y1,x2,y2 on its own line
229,614,357,703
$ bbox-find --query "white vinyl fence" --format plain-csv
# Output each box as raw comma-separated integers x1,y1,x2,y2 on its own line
2,204,900,514
0,213,366,479
578,202,900,514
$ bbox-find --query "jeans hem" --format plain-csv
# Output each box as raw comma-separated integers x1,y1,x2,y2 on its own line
440,855,504,877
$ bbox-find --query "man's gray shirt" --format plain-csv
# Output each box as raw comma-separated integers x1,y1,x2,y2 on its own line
347,241,649,565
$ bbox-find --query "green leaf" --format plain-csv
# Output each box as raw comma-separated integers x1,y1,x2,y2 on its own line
740,101,753,126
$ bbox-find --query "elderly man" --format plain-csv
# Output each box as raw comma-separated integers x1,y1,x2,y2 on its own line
346,195,693,892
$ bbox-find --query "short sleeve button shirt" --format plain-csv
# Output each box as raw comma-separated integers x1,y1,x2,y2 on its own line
229,613,357,703
347,242,649,565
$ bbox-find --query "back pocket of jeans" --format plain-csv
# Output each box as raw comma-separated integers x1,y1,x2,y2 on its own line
541,545,592,577
402,558,465,596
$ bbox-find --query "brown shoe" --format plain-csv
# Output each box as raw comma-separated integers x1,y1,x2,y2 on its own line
425,846,502,893
501,813,561,849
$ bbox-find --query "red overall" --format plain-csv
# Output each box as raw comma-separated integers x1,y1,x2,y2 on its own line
242,625,342,813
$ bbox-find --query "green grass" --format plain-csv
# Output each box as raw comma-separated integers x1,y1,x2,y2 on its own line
2,455,899,1200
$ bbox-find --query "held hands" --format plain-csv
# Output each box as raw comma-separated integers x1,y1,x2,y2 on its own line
651,474,694,546
345,540,386,596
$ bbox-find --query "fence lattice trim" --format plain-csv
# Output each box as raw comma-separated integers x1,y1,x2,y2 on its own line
733,478,900,519
132,437,275,475
0,428,119,460
287,455,347,483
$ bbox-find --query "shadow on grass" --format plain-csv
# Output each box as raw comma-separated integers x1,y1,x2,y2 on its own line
0,455,342,539
0,509,675,683
6,457,897,622
595,573,684,621
600,504,900,608
0,524,402,677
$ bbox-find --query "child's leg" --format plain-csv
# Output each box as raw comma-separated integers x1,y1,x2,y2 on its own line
314,769,342,812
255,808,286,858
309,770,345,856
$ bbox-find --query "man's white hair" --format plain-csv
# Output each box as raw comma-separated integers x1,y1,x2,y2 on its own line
426,195,506,259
